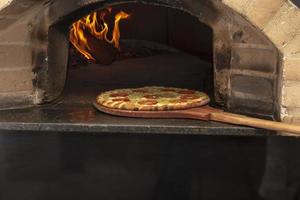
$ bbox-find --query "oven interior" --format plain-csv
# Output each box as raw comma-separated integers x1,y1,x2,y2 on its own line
63,3,214,108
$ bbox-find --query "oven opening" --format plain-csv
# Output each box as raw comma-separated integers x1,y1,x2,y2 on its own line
64,3,214,107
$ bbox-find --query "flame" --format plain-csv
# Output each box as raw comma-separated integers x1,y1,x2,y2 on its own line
69,9,130,61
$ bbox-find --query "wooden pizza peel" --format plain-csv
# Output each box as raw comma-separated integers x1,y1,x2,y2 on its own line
93,96,300,136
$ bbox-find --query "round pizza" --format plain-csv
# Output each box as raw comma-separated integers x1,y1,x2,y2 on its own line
96,86,210,111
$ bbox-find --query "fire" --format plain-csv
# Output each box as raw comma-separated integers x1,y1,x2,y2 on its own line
69,8,130,61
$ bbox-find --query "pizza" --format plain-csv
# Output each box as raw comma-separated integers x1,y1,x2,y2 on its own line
96,86,210,111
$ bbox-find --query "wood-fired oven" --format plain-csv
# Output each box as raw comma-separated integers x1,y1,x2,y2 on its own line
0,0,299,124
0,0,283,118
0,1,300,200
0,0,298,132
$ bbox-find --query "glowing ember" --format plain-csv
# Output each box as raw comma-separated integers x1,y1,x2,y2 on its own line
69,8,130,61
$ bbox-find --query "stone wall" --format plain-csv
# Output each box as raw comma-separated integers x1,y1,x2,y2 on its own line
0,0,48,109
0,0,35,108
222,0,300,125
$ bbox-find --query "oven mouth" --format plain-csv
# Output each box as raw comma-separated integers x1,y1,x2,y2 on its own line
62,3,215,110
43,1,280,120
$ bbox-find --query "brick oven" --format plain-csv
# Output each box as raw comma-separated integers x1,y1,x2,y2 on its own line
0,1,300,199
0,0,299,129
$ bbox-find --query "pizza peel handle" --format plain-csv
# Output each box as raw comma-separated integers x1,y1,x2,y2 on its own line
209,111,300,136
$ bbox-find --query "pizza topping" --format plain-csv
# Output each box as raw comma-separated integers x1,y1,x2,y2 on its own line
112,97,130,102
132,89,149,93
169,99,188,103
112,102,123,107
158,93,177,98
180,94,199,100
97,86,209,111
110,92,129,97
178,90,196,94
138,100,158,105
161,88,177,92
143,95,160,99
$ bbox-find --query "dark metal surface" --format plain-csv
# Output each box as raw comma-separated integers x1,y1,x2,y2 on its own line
0,104,272,136
0,54,274,136
0,132,267,200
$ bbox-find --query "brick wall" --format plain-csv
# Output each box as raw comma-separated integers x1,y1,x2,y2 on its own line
0,0,43,108
222,0,300,124
0,0,33,107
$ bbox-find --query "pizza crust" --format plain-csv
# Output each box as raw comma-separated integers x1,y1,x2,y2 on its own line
96,86,210,111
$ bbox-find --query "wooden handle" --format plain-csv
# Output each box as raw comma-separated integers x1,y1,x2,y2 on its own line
210,112,300,135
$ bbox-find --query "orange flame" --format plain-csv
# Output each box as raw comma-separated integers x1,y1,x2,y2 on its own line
69,9,130,61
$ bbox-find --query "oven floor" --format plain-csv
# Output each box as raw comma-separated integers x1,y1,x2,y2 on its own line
0,53,273,136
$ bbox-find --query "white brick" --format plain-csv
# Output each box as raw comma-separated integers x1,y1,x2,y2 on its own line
283,58,300,81
0,68,33,93
282,81,300,108
245,0,285,28
222,0,253,15
263,1,300,50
